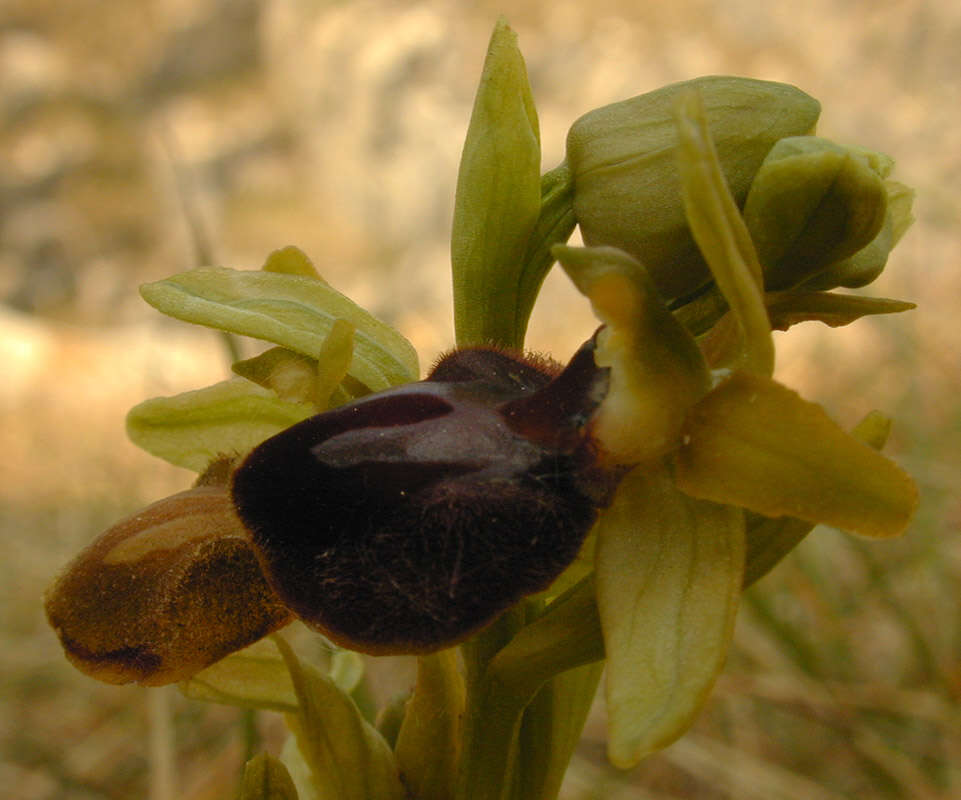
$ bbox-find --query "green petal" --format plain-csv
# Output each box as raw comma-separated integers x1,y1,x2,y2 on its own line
554,244,709,465
451,17,541,349
394,650,465,800
275,635,406,800
140,267,418,391
127,377,313,472
674,91,774,376
743,137,888,289
241,753,300,800
595,467,744,767
180,638,297,712
675,371,918,537
764,291,915,331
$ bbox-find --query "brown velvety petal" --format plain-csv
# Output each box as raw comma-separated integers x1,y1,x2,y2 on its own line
44,486,292,686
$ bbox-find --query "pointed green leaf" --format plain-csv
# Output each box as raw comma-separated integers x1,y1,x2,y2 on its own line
554,244,709,465
595,467,744,767
274,635,406,800
241,753,301,800
140,268,418,391
394,650,465,800
451,17,541,349
127,377,313,471
180,638,297,712
675,371,918,537
674,91,775,376
764,291,915,330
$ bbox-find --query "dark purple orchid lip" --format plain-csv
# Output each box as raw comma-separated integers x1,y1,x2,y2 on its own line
230,335,620,654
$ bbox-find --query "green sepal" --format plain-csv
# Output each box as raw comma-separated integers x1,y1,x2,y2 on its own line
764,291,915,330
743,410,895,587
451,17,541,349
180,638,297,713
274,635,406,800
241,752,301,800
568,75,820,300
554,244,710,465
675,371,918,538
394,650,465,800
743,136,888,290
674,90,775,376
126,377,314,472
140,267,418,391
595,467,744,767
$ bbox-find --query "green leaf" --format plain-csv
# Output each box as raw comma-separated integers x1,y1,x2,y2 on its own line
127,377,313,472
394,650,465,800
764,291,915,330
140,267,418,391
675,371,918,537
595,467,744,767
554,244,709,465
451,17,541,349
241,752,300,800
180,638,297,712
274,635,406,800
743,137,888,289
674,90,775,376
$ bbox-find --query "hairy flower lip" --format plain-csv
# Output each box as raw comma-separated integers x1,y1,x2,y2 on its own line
230,339,620,655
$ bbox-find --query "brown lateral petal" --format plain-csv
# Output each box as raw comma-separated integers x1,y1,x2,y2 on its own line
44,486,292,686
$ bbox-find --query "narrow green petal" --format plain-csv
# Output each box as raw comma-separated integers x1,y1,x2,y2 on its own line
140,267,418,391
274,635,406,800
596,468,744,767
675,372,918,537
451,17,541,349
241,753,300,800
764,291,915,330
394,650,465,800
674,91,775,376
126,378,313,472
554,244,709,465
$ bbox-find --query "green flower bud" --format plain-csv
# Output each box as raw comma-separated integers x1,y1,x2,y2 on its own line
743,136,889,289
804,179,915,290
567,76,820,300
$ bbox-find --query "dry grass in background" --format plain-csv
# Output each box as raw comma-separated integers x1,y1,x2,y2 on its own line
1,0,959,797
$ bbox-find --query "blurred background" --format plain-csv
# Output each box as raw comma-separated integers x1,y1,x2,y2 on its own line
2,0,959,797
